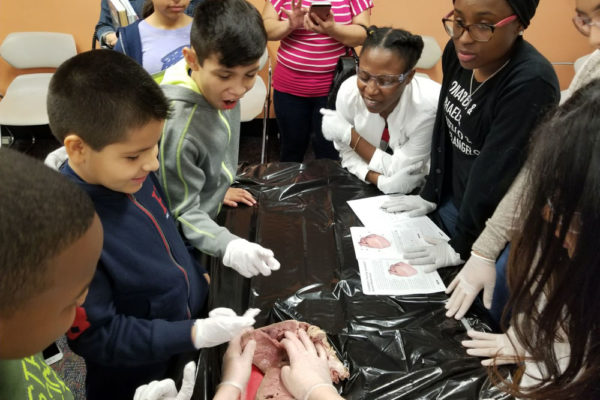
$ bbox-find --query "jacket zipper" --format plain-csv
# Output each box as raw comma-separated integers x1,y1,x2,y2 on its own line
128,194,192,319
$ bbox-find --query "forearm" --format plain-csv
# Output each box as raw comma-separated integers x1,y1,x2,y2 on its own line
308,385,345,400
472,168,528,259
178,212,238,258
328,23,367,47
349,130,376,164
71,317,195,367
214,384,242,400
365,170,380,185
264,17,294,41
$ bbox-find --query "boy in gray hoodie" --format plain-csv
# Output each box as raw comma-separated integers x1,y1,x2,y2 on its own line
156,0,280,278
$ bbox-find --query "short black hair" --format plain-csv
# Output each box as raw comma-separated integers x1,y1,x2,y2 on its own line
361,26,424,72
0,148,96,316
47,50,169,151
190,0,267,68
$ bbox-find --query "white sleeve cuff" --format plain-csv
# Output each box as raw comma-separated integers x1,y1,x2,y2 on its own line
368,148,392,175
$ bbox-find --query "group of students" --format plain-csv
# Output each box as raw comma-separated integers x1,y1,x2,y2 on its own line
1,0,600,399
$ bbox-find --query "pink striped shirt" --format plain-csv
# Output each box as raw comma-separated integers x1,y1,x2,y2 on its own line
270,0,373,97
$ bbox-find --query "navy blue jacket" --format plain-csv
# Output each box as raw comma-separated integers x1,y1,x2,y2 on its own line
61,163,208,400
114,20,143,65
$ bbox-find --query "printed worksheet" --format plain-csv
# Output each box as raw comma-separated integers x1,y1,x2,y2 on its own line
358,259,446,295
350,226,425,259
348,195,448,295
347,195,450,241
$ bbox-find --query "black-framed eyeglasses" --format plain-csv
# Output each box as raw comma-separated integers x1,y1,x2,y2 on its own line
572,14,600,37
355,66,412,88
442,10,518,42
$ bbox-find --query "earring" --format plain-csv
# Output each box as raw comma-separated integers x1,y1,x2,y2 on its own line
518,31,524,36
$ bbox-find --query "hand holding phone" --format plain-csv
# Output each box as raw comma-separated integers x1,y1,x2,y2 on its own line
309,1,331,23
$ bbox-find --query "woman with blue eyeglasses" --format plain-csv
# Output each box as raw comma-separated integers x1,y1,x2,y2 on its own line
320,27,441,194
380,0,559,283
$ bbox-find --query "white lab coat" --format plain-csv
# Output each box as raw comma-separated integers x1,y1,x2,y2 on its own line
334,74,441,182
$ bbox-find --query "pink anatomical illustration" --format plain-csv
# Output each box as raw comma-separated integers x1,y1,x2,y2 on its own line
358,233,391,249
388,262,418,277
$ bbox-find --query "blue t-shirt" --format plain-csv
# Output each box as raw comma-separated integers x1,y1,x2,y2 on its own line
139,21,191,75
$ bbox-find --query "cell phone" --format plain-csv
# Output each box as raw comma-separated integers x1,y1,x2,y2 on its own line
42,342,63,365
310,1,331,22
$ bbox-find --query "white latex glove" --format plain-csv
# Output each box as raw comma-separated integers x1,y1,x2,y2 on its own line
376,162,424,194
280,329,338,400
320,108,352,146
133,361,196,400
380,195,436,217
403,237,462,272
217,330,257,397
193,307,260,349
462,328,525,366
223,239,280,278
44,146,68,170
445,251,497,319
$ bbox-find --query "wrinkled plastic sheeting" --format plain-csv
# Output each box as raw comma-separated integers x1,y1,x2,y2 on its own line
193,160,513,400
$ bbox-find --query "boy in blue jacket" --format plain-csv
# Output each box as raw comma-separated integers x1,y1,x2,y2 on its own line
46,49,259,400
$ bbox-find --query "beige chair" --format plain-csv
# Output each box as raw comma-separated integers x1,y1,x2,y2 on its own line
415,35,442,79
239,48,272,163
0,32,77,147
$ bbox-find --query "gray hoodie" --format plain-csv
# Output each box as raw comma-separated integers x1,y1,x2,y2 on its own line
157,60,240,258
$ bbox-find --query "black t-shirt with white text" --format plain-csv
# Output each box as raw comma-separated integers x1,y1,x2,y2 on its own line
421,39,560,259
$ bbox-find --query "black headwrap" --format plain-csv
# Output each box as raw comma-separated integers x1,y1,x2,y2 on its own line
504,0,540,28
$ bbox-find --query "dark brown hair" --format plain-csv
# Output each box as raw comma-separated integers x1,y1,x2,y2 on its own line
495,79,600,399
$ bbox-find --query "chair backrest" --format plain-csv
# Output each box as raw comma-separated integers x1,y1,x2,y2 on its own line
415,35,442,70
0,32,77,69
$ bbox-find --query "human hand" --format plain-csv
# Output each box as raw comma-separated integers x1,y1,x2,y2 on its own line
380,195,436,217
192,308,260,349
445,252,496,319
282,0,308,31
104,32,118,48
280,329,337,400
133,361,196,400
224,188,256,207
304,9,336,35
376,162,424,194
223,239,281,278
403,237,462,272
217,330,256,396
320,108,352,145
462,328,525,366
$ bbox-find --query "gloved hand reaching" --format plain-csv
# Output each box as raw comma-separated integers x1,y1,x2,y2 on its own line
193,308,260,349
217,330,257,397
223,239,280,278
320,108,352,146
462,328,525,366
280,329,340,400
403,237,462,273
445,251,497,319
133,361,196,400
376,162,424,194
380,195,436,217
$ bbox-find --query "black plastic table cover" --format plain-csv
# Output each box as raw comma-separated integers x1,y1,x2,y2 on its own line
193,160,512,400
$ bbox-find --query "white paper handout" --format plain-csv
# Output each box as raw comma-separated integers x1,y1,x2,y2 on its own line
358,259,446,295
350,227,446,295
348,195,449,296
347,194,449,241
